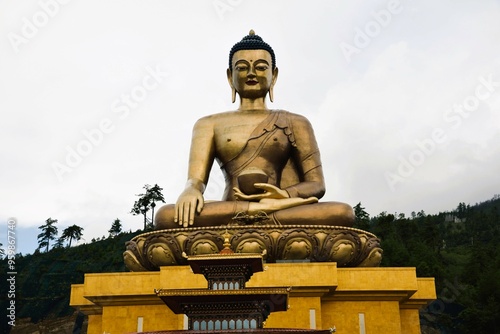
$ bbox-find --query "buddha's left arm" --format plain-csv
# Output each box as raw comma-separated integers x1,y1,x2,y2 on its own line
284,115,326,200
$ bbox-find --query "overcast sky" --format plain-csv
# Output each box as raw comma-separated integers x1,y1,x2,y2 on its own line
1,0,500,255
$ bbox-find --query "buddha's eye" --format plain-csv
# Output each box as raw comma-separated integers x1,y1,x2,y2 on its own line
255,65,268,71
235,65,248,71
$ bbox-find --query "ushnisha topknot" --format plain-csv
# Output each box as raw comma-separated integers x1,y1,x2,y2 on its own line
228,29,276,70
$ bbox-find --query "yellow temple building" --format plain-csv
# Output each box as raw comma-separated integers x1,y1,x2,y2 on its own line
70,262,435,333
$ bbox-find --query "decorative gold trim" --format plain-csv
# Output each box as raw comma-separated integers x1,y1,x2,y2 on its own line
136,225,378,238
155,287,291,297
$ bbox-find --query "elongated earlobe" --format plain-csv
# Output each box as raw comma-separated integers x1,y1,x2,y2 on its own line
269,67,278,103
227,68,236,103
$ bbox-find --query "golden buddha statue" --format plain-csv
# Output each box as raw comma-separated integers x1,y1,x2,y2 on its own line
154,30,355,230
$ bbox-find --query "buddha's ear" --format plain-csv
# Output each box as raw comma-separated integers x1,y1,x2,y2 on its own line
269,67,279,103
227,68,236,103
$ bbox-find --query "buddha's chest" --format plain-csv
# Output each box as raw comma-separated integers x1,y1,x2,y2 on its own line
214,122,259,156
213,118,292,165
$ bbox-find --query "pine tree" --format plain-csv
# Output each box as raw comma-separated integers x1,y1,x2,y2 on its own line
131,184,165,230
353,202,370,230
37,218,58,252
109,218,123,237
59,224,84,247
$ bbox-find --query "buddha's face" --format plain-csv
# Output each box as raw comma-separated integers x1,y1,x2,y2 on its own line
228,49,278,100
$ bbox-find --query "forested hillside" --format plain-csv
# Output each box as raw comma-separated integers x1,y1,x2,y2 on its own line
2,195,499,333
353,195,500,333
1,231,142,334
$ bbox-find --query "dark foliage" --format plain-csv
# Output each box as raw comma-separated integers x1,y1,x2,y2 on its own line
0,230,142,333
362,195,500,333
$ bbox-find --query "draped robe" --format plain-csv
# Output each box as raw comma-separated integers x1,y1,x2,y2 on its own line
217,110,324,201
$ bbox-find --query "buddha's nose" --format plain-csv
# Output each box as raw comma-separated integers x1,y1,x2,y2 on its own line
247,67,256,77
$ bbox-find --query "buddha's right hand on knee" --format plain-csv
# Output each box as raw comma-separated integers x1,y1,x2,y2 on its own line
175,187,204,228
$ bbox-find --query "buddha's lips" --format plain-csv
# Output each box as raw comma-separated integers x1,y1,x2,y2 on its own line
246,80,258,85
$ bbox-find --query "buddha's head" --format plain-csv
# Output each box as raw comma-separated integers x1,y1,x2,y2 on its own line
227,30,279,103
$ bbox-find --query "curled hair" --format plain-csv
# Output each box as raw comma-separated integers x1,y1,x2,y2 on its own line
228,30,276,70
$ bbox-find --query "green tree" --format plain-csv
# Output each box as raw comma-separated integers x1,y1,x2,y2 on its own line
59,224,84,247
147,184,166,227
53,238,65,249
131,184,165,230
109,218,122,237
421,215,441,254
353,202,370,230
37,218,58,252
131,196,150,230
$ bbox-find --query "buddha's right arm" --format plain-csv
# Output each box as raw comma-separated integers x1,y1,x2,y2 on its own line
186,117,216,186
184,178,206,192
175,118,215,226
